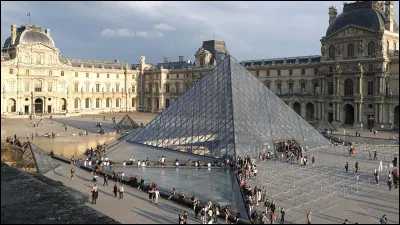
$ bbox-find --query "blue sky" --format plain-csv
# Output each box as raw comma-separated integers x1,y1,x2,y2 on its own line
1,1,399,64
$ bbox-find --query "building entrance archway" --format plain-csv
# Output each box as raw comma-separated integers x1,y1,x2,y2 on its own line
343,104,354,125
293,102,301,116
34,98,43,113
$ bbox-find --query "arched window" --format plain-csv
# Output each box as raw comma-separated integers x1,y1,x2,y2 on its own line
148,83,153,93
344,79,353,96
116,98,120,107
347,43,354,57
49,70,52,76
106,98,110,108
85,98,90,108
61,71,64,76
9,69,13,74
26,69,30,75
132,98,136,107
329,45,335,59
367,41,376,56
155,98,159,109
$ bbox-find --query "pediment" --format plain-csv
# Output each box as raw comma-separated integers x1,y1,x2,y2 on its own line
325,25,378,39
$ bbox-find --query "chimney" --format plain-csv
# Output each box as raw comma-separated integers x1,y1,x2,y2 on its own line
328,6,337,25
164,57,169,63
11,25,17,45
45,29,51,36
114,59,119,63
179,56,184,62
385,1,394,32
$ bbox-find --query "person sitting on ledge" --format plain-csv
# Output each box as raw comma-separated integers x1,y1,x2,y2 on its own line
178,191,185,200
175,159,180,167
168,188,176,200
50,150,55,158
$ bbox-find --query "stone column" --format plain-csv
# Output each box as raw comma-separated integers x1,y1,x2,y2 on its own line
301,102,306,118
336,78,340,94
359,103,363,125
388,104,393,126
379,103,383,123
354,103,359,123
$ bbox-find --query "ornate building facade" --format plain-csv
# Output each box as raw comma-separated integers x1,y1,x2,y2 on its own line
1,1,399,129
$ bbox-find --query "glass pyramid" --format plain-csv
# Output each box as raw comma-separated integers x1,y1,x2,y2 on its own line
114,114,140,130
13,141,61,174
129,55,330,159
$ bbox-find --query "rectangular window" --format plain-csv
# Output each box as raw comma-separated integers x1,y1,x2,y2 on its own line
10,69,13,74
276,83,282,94
314,68,318,75
96,99,100,108
367,81,374,95
132,75,135,79
61,71,64,76
289,69,293,76
34,82,42,92
75,72,78,77
314,82,319,94
256,71,260,77
132,98,135,107
116,84,120,92
107,74,110,78
86,82,90,92
106,84,110,92
25,81,30,92
277,70,281,76
166,84,170,93
97,73,99,78
61,82,66,92
132,85,135,92
301,82,306,93
302,68,305,75
74,83,79,92
96,84,100,92
117,74,119,79
288,83,293,93
177,74,180,79
176,84,180,93
8,82,14,92
328,82,333,94
86,73,89,78
267,70,270,76
47,82,53,92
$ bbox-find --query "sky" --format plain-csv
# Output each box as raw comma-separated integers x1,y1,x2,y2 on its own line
1,1,399,65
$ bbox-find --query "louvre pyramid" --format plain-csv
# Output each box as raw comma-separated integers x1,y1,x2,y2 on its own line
114,114,140,130
314,116,338,131
128,55,330,159
13,141,61,174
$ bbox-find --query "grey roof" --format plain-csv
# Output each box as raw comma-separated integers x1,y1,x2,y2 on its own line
326,1,398,36
3,37,12,49
156,61,191,70
67,58,130,69
241,55,321,66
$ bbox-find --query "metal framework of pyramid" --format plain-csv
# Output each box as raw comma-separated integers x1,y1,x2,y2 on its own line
128,55,330,159
114,114,140,130
314,116,338,131
13,141,61,174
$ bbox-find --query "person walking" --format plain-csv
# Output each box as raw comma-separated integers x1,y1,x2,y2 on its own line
380,214,387,224
345,162,349,173
113,183,118,197
387,172,393,191
103,173,109,186
306,211,312,224
369,150,372,160
374,151,378,160
225,206,230,224
264,199,271,213
311,156,315,166
270,200,276,214
119,184,124,199
280,208,285,224
154,188,160,205
374,169,380,185
70,167,75,180
183,211,188,224
355,161,359,173
91,184,98,204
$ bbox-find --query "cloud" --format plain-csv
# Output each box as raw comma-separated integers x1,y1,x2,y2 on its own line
100,28,135,37
154,23,176,31
136,31,149,37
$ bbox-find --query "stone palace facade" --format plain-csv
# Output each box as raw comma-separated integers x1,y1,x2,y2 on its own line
1,1,399,129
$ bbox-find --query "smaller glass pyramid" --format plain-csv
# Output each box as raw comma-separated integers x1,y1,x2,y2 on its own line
114,114,140,130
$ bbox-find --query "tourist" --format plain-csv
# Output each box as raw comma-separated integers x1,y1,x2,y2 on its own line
311,156,315,166
277,208,284,224
119,184,124,199
264,199,271,213
380,214,387,224
269,211,276,224
50,150,55,158
154,188,160,205
369,150,372,160
393,156,398,167
207,206,214,224
91,184,98,204
251,210,259,223
103,173,109,186
247,196,253,215
71,155,76,164
224,206,230,224
343,219,350,224
392,169,398,189
194,201,201,219
168,188,176,200
70,167,75,180
345,162,349,173
270,200,276,214
214,206,220,223
374,169,379,185
201,205,207,224
306,211,312,224
355,161,359,173
183,211,188,224
113,183,118,197
374,151,378,160
178,214,182,224
387,172,393,191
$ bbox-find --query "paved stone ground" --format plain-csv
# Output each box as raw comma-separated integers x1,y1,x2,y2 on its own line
1,162,119,224
44,162,201,224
